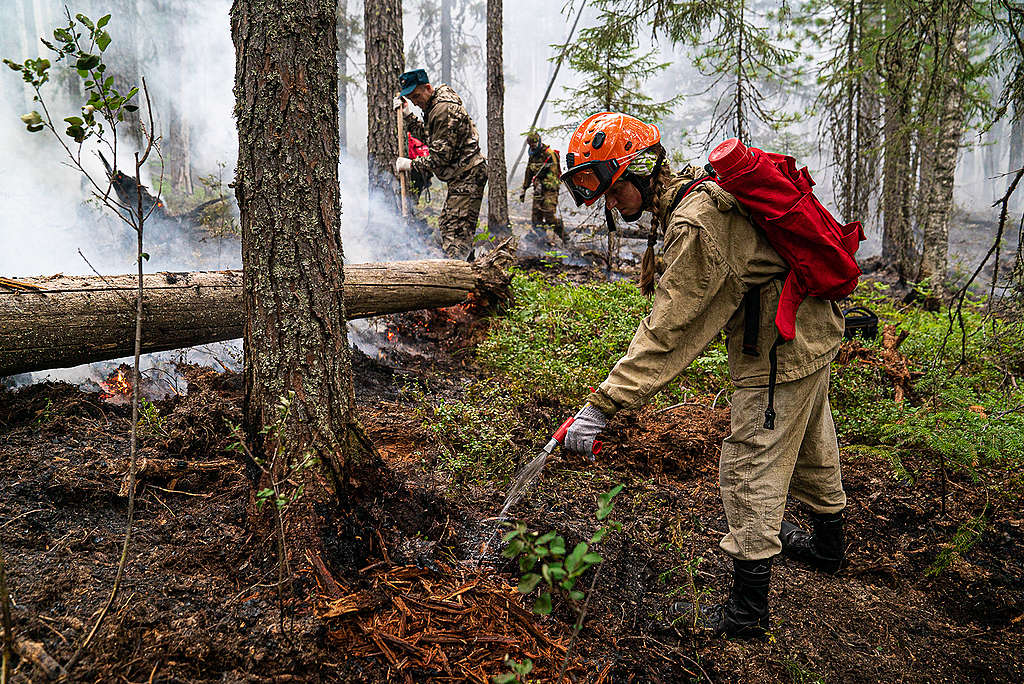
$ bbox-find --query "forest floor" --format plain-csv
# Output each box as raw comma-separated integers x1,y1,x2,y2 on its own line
2,251,1024,683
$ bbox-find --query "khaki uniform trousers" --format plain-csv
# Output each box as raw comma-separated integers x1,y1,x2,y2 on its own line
719,363,847,561
439,162,488,260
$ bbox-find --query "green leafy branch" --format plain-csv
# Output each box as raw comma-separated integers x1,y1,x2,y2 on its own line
3,10,164,676
497,485,623,682
3,8,155,226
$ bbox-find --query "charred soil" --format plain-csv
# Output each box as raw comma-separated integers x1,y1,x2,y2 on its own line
1,261,1022,682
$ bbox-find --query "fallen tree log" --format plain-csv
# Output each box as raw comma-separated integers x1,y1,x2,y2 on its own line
1,255,510,376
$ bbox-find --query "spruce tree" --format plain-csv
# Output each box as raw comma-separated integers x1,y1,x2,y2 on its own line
552,16,679,130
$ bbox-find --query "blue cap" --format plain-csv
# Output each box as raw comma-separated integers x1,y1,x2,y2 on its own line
399,69,430,97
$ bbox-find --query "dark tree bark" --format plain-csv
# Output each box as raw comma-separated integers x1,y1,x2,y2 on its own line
485,0,509,232
231,0,357,560
441,0,453,83
363,0,404,214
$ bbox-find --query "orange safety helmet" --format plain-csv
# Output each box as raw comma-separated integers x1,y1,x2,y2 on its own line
560,112,661,206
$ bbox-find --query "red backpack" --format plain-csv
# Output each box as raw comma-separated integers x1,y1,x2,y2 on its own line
667,139,864,428
708,138,865,341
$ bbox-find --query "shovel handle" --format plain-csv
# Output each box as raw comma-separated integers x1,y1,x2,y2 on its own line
551,417,602,455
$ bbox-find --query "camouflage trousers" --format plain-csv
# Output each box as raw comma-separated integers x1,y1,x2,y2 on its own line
531,189,564,239
718,363,847,561
439,162,488,260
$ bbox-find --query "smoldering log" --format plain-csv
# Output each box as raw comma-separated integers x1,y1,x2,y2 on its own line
1,256,510,377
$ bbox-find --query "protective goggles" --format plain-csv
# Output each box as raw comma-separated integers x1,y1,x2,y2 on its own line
560,157,621,206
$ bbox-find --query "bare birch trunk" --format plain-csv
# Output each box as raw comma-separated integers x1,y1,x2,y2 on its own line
441,0,453,84
917,19,968,283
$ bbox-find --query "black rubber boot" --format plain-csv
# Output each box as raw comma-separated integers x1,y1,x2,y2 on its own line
670,557,772,639
779,511,844,574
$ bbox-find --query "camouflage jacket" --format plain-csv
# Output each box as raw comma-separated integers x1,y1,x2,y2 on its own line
404,85,485,183
587,164,844,417
522,146,561,195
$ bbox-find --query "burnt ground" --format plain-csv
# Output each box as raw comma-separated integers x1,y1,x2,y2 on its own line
1,262,1023,683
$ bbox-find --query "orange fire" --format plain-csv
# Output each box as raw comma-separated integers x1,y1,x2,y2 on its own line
99,367,133,400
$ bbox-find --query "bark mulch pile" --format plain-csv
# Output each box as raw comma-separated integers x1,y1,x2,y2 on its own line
322,564,588,683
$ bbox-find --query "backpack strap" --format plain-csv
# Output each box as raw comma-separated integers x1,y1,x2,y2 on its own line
742,287,761,356
764,334,782,430
667,175,714,217
741,285,779,430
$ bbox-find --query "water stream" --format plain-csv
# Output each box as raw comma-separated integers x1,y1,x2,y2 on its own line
474,448,550,565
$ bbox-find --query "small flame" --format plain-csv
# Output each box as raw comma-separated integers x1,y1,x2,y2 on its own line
99,367,132,400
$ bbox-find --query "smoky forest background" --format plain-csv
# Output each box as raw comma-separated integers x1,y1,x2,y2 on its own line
0,0,1023,682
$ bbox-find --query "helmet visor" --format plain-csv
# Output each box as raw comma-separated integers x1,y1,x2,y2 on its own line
560,159,620,206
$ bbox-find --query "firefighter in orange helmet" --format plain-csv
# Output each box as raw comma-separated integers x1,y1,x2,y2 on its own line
559,113,847,639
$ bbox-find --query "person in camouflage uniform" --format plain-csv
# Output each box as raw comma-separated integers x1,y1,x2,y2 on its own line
519,131,564,241
395,69,487,261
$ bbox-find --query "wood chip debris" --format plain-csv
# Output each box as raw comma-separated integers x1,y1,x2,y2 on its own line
321,563,583,683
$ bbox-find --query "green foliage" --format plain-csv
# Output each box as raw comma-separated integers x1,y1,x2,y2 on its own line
226,392,319,511
410,378,527,480
493,655,533,684
136,398,167,440
415,273,727,481
550,14,681,132
833,280,1024,484
781,657,828,684
478,272,726,402
502,485,623,617
582,0,799,141
4,10,139,144
926,507,988,576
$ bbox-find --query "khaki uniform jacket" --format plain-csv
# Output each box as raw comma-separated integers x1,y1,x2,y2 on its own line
588,166,844,417
404,85,485,183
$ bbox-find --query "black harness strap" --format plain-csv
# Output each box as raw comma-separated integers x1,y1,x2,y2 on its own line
740,285,779,430
742,288,760,356
666,175,714,217
764,334,782,430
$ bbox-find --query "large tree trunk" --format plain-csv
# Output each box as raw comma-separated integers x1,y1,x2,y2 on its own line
485,0,509,233
880,0,917,282
231,0,356,567
917,17,968,283
363,0,404,217
0,259,507,376
441,0,453,84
